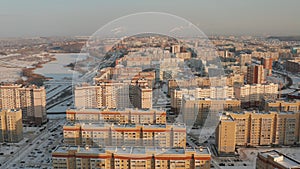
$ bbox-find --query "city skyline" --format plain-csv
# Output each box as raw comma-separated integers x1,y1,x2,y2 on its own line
1,0,300,37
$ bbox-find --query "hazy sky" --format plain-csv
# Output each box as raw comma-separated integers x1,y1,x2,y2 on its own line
0,0,300,37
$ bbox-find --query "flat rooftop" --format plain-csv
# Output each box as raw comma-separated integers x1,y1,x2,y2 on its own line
53,146,211,155
259,150,300,168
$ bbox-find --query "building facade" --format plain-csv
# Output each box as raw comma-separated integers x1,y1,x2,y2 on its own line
63,123,186,148
246,65,265,84
216,111,300,153
171,86,235,112
286,57,300,73
264,100,300,112
234,83,278,108
52,146,211,169
0,84,47,125
66,108,166,124
181,96,240,127
0,109,23,142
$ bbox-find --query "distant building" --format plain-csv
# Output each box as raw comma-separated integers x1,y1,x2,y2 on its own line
0,84,47,125
246,65,265,84
52,146,211,169
0,109,23,142
75,67,154,109
261,57,273,76
256,150,300,169
264,99,300,112
171,86,235,112
286,57,300,73
131,79,152,109
240,54,252,66
181,96,240,127
171,45,181,54
234,83,278,108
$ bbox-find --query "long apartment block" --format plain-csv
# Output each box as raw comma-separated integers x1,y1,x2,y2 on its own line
66,108,166,124
216,111,300,154
63,122,186,148
52,146,211,169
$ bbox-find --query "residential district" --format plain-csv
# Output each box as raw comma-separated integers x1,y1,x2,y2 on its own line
0,35,300,169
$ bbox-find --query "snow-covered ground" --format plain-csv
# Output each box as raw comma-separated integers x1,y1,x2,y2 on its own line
33,53,86,114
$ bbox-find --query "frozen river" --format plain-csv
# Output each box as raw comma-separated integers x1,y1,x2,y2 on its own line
34,53,86,114
34,53,86,81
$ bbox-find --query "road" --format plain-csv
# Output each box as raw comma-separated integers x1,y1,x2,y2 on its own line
1,119,65,168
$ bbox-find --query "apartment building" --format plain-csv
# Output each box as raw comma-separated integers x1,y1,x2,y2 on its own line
171,86,235,112
246,65,265,84
181,96,240,127
0,109,23,142
66,108,166,124
63,122,186,148
216,111,300,154
261,57,273,76
52,146,211,169
215,114,236,154
264,99,300,112
168,74,244,96
234,83,278,108
286,57,300,73
239,54,252,66
75,82,152,109
0,84,47,125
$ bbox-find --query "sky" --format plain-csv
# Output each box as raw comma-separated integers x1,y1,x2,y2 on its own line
0,0,300,37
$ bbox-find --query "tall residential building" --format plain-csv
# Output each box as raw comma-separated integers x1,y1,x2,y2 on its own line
74,85,100,109
216,114,236,154
216,111,300,153
19,86,47,125
0,84,22,110
0,109,23,142
171,44,181,53
0,84,47,125
246,65,265,84
240,54,252,66
75,82,131,109
52,146,211,169
261,57,273,76
131,80,153,109
63,122,186,148
256,150,300,169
